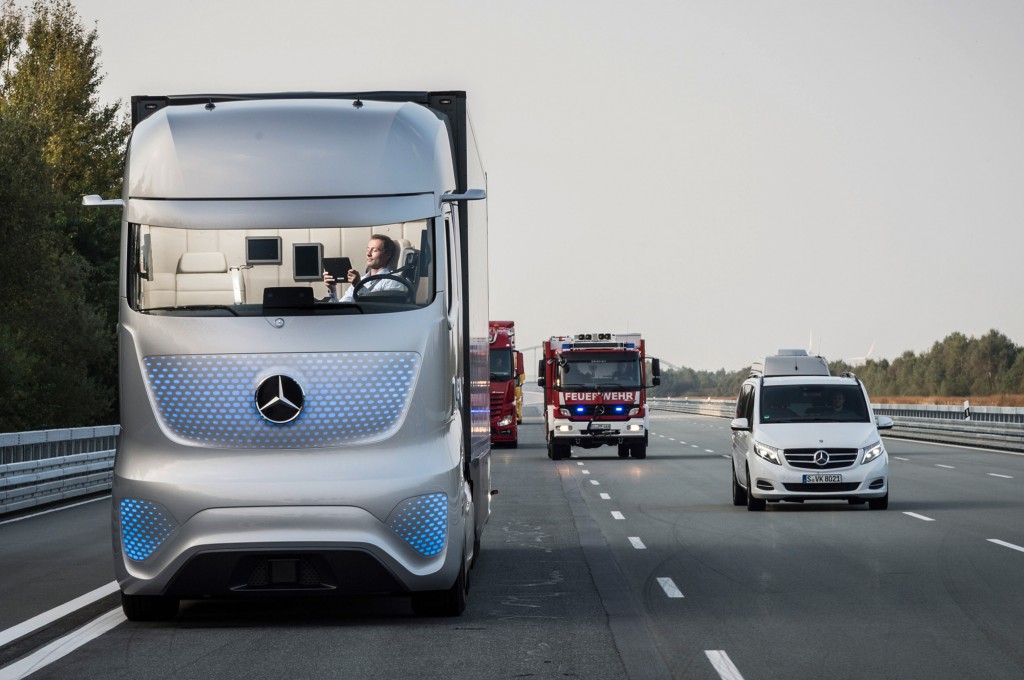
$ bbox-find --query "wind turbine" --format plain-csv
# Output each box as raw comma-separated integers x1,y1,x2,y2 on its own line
845,341,876,367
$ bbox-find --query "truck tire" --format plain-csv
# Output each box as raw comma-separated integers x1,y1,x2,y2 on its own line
411,561,467,617
629,442,647,459
121,592,179,621
548,439,569,460
617,443,630,459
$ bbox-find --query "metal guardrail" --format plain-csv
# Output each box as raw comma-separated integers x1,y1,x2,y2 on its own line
0,426,119,515
3,400,1023,517
649,398,1024,453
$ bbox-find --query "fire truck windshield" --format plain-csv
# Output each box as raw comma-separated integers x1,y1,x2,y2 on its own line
558,352,641,389
490,348,515,381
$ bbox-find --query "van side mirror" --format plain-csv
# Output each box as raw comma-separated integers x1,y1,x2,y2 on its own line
875,415,894,430
730,417,750,431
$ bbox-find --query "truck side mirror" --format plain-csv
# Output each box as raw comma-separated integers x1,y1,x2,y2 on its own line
650,358,661,387
537,359,546,387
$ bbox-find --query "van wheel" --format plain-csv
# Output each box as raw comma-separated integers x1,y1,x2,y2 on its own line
629,442,646,459
121,592,179,621
745,465,766,511
732,466,747,506
411,562,467,617
868,492,889,510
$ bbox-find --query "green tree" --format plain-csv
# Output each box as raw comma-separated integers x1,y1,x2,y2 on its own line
0,0,127,430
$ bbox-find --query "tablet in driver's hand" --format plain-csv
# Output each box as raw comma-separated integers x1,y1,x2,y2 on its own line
322,257,353,281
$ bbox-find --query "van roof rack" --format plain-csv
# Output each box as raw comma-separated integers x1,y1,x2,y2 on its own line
750,349,830,378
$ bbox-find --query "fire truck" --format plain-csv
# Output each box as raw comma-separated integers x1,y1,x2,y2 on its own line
538,333,660,460
489,320,524,447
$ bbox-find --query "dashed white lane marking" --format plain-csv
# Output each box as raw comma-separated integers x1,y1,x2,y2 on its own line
0,608,125,680
705,449,714,453
904,512,935,522
705,650,745,680
582,470,591,475
600,493,611,500
628,536,646,550
0,581,118,647
988,539,1024,554
894,456,910,461
611,511,625,520
936,464,955,469
668,438,676,442
691,444,699,448
988,473,1013,479
721,454,730,459
577,462,584,466
656,577,684,598
590,480,600,485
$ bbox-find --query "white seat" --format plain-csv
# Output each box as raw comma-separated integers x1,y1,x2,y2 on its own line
175,252,241,305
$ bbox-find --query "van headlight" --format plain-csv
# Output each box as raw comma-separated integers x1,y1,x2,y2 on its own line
862,441,885,464
753,441,782,465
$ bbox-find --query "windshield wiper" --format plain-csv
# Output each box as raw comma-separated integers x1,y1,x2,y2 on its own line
142,305,240,317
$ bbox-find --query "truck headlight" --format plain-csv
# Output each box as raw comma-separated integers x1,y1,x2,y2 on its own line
628,407,639,416
862,441,885,464
497,415,514,427
753,441,782,465
559,408,571,417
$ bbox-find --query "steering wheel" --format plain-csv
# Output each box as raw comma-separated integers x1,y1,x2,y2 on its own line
351,273,415,303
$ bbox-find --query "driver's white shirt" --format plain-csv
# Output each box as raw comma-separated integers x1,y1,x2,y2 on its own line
334,267,402,302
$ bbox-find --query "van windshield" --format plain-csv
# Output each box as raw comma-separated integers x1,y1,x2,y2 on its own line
759,384,870,424
128,222,435,315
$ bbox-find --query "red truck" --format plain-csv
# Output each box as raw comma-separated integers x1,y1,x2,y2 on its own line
489,320,524,447
538,333,660,460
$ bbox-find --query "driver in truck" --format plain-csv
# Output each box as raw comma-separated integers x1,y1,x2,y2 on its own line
323,234,402,302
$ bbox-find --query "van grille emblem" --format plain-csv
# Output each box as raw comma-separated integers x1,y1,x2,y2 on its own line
813,450,830,466
255,375,304,424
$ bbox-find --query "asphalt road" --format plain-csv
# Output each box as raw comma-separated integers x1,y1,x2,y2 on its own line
2,410,1023,679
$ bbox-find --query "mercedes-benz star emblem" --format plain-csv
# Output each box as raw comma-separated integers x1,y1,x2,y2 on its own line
255,375,304,424
813,450,830,466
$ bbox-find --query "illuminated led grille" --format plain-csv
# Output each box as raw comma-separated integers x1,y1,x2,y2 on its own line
142,352,420,448
120,499,178,562
386,493,448,557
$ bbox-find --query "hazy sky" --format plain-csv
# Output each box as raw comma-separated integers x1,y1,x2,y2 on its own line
67,0,1024,370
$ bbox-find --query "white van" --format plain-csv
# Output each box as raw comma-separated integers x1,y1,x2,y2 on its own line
730,350,893,510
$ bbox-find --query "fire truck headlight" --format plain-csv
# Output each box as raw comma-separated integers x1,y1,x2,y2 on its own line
628,407,639,416
627,424,643,432
497,415,514,427
557,425,573,432
559,408,571,417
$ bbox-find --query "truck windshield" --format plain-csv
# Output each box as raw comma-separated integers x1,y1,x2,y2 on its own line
490,348,514,381
127,222,435,316
759,384,870,424
558,352,642,389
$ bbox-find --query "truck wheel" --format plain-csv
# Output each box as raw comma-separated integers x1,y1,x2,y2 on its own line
732,466,747,506
617,443,630,459
121,592,179,621
411,562,467,617
745,465,766,511
548,439,568,460
629,442,647,459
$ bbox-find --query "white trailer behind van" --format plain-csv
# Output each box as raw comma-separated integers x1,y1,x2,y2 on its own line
86,91,489,619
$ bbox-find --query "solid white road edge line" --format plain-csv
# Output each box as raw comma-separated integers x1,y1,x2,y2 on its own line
903,512,935,522
0,496,109,526
705,650,745,680
628,537,646,550
0,608,125,680
988,539,1024,554
656,577,683,598
0,581,118,648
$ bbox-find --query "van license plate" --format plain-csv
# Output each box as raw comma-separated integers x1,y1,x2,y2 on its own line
803,474,842,483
